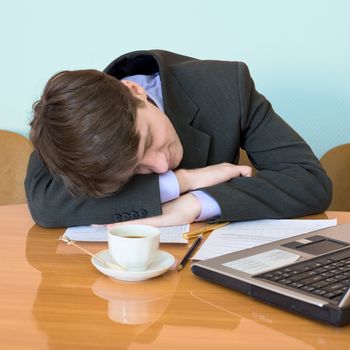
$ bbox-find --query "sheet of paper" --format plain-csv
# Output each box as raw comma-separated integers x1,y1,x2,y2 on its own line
64,224,190,244
192,219,337,260
223,249,300,274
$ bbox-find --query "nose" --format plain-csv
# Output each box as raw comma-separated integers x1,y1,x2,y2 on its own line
139,151,169,174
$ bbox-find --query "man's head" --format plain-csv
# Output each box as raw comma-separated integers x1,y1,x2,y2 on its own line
30,70,183,198
30,70,143,197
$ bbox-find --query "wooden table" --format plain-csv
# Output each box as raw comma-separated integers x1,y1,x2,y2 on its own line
0,204,349,350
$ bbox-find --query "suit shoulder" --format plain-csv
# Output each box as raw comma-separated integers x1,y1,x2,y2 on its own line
173,58,247,72
171,59,250,84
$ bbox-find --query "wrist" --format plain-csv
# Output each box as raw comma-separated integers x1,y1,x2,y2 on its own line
158,171,180,203
191,190,221,221
174,169,191,193
185,193,202,220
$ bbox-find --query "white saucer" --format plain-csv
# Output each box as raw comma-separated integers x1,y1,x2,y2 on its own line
91,249,176,282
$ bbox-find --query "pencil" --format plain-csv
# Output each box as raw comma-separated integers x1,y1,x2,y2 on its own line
177,234,203,271
183,221,230,240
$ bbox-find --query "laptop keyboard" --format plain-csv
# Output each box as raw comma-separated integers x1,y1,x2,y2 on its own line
256,247,350,303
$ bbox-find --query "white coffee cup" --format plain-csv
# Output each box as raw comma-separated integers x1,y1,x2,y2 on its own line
107,224,160,271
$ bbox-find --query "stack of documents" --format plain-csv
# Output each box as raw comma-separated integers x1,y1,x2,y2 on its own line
192,219,337,260
64,224,190,244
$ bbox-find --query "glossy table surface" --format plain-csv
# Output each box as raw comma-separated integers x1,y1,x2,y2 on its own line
0,204,349,350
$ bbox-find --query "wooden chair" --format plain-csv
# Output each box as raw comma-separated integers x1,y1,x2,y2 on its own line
0,130,33,205
320,143,350,211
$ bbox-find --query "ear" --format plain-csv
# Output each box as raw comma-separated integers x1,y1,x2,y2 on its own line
121,80,147,102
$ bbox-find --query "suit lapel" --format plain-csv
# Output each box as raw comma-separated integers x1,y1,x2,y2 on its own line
175,123,211,169
157,60,211,169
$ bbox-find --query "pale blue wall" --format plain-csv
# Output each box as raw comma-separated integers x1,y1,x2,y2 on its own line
1,0,349,158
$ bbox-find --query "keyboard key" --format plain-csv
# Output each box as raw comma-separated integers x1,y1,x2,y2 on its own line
312,280,329,288
324,283,347,292
301,285,315,292
311,289,327,296
279,279,293,285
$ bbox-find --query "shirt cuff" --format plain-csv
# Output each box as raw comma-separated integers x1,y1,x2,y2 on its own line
191,190,221,221
158,171,180,203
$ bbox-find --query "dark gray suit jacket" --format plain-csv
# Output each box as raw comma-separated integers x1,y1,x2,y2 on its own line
25,50,332,227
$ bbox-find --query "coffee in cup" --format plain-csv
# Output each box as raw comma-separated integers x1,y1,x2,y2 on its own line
107,225,160,271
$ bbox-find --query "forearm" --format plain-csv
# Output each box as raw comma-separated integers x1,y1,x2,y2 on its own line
25,152,162,227
169,164,252,221
203,164,332,222
174,163,252,193
221,61,332,221
159,170,221,222
107,193,202,228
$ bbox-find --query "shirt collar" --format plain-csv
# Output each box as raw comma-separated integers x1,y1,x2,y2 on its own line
121,73,164,112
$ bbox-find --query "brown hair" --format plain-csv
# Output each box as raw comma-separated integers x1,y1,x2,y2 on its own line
30,69,144,197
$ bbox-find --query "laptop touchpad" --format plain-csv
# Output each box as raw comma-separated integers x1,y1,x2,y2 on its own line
282,235,348,255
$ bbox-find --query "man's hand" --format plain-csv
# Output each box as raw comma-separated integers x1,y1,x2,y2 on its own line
107,193,201,229
175,163,252,193
106,163,252,229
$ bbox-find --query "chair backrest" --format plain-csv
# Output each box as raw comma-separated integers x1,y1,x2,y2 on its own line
238,148,257,176
0,130,33,205
320,143,350,211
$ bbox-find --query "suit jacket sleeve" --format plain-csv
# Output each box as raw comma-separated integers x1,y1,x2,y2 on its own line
202,62,332,221
25,151,162,227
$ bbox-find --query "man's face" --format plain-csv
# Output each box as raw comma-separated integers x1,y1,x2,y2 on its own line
135,100,183,174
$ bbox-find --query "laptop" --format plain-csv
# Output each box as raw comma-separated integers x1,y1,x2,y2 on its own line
191,222,350,326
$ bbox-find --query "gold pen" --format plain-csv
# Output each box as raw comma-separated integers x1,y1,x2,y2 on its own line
183,222,230,240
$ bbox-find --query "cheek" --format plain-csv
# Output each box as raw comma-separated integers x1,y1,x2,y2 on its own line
136,149,159,174
135,166,152,175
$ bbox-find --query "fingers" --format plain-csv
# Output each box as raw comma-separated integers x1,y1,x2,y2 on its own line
212,162,252,178
222,163,252,178
237,165,252,177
